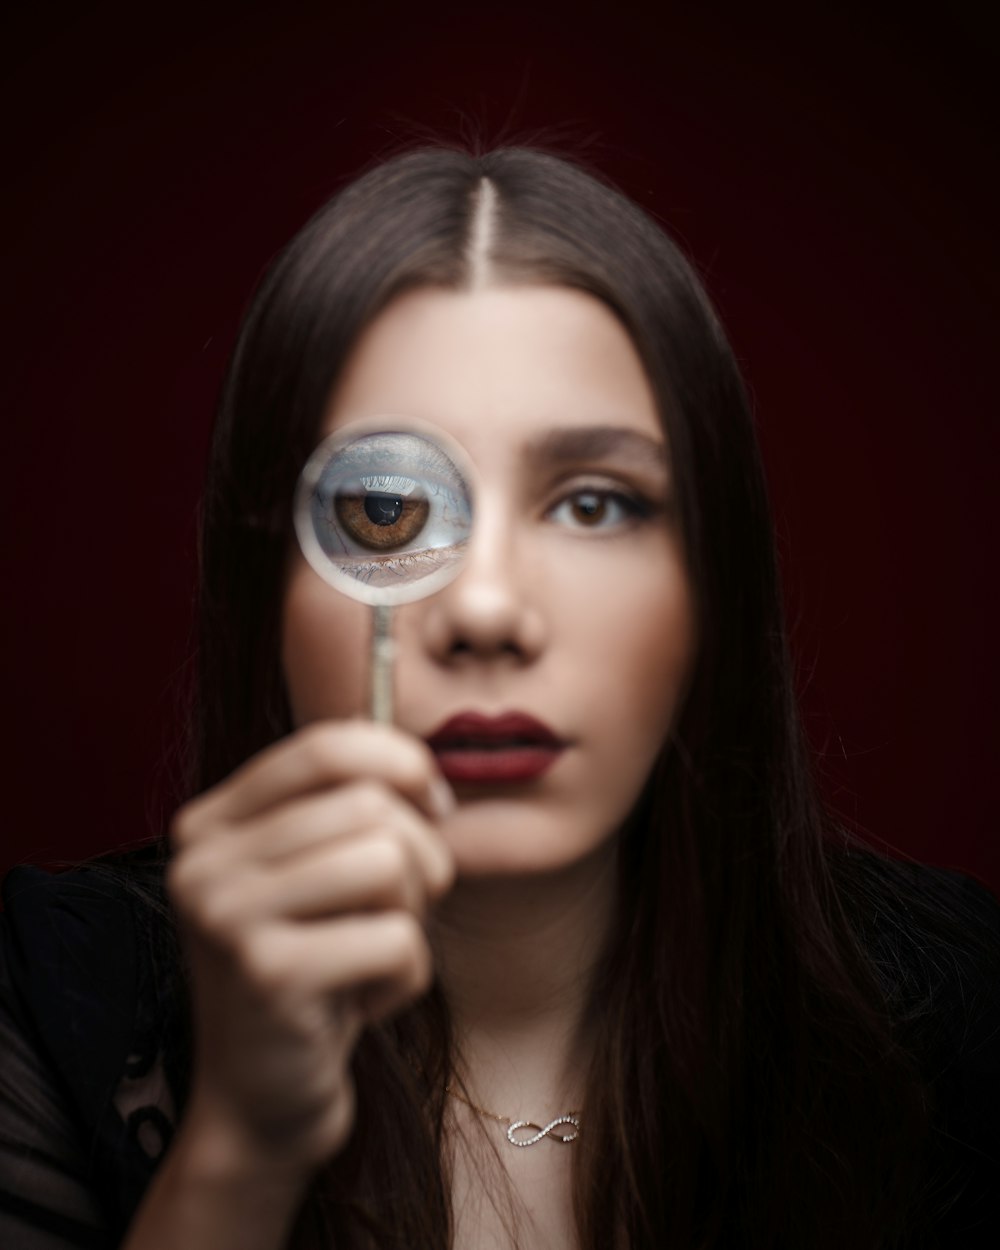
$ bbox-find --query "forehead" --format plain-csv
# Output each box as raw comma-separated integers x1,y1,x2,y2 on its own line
321,285,665,461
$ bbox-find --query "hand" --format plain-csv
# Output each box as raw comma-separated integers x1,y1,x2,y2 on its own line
165,720,455,1181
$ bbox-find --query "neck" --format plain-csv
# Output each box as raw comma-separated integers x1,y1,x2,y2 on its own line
428,840,617,1115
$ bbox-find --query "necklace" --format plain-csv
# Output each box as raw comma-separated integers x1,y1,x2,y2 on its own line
445,1083,582,1147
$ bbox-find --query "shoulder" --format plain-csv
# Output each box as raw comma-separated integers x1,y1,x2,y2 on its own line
832,850,999,1001
1,846,185,1096
2,843,175,960
2,849,174,1033
831,849,999,1060
3,859,141,1097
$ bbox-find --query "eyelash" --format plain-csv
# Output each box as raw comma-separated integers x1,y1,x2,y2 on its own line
340,544,463,585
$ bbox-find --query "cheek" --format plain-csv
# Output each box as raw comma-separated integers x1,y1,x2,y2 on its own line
281,559,370,726
562,540,695,762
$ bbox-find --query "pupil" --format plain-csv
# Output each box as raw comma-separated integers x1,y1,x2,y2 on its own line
364,493,404,526
576,493,603,520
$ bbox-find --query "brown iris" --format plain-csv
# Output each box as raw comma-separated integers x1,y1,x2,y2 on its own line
334,490,430,551
570,492,608,525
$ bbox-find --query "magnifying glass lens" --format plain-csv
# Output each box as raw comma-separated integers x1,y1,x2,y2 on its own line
295,424,474,606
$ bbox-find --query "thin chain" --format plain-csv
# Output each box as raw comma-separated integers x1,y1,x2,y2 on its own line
445,1083,583,1124
445,1083,511,1124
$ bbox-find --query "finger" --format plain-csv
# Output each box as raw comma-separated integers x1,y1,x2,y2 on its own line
194,721,454,829
236,835,428,922
238,781,455,898
248,912,434,1009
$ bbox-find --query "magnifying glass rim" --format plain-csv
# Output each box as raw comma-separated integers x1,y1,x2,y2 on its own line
293,414,476,607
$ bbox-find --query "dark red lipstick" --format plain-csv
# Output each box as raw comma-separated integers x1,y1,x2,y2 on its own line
425,711,567,784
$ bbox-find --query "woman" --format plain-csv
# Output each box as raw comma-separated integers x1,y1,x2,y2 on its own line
1,144,997,1250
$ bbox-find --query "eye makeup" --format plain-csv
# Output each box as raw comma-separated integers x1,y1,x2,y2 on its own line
546,483,662,532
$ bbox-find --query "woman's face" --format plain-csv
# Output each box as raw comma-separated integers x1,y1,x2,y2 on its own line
282,285,696,876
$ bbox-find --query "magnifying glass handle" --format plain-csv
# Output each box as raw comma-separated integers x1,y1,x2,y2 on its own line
370,604,395,724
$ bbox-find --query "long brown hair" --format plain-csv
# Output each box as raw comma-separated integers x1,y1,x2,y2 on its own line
177,143,992,1248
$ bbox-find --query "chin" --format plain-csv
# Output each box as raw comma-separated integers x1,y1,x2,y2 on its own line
441,799,618,879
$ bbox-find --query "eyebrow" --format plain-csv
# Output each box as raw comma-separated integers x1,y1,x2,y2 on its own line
524,425,668,470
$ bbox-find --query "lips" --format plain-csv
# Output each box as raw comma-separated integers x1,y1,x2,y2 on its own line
425,711,567,784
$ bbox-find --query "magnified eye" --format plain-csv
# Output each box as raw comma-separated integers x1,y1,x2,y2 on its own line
309,436,472,581
334,475,431,550
295,427,474,602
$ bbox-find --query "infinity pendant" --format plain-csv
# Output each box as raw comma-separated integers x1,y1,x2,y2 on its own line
506,1114,581,1147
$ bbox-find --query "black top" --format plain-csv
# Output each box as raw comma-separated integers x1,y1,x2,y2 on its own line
0,854,998,1248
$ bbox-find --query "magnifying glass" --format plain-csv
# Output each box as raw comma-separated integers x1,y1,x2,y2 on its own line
293,417,474,723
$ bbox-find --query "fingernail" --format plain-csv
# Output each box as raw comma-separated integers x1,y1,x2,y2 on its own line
430,776,456,820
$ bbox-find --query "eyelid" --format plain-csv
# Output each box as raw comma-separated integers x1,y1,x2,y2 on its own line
547,459,668,485
359,473,420,496
545,470,665,506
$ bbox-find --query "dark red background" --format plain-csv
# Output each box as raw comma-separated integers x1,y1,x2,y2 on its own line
2,3,997,886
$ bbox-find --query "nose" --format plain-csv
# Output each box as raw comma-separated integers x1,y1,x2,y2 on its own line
418,499,546,665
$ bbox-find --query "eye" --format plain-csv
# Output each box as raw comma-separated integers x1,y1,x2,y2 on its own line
547,488,649,531
312,446,472,575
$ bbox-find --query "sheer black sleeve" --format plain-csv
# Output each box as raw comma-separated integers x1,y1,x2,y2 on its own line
0,929,110,1248
0,864,181,1249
